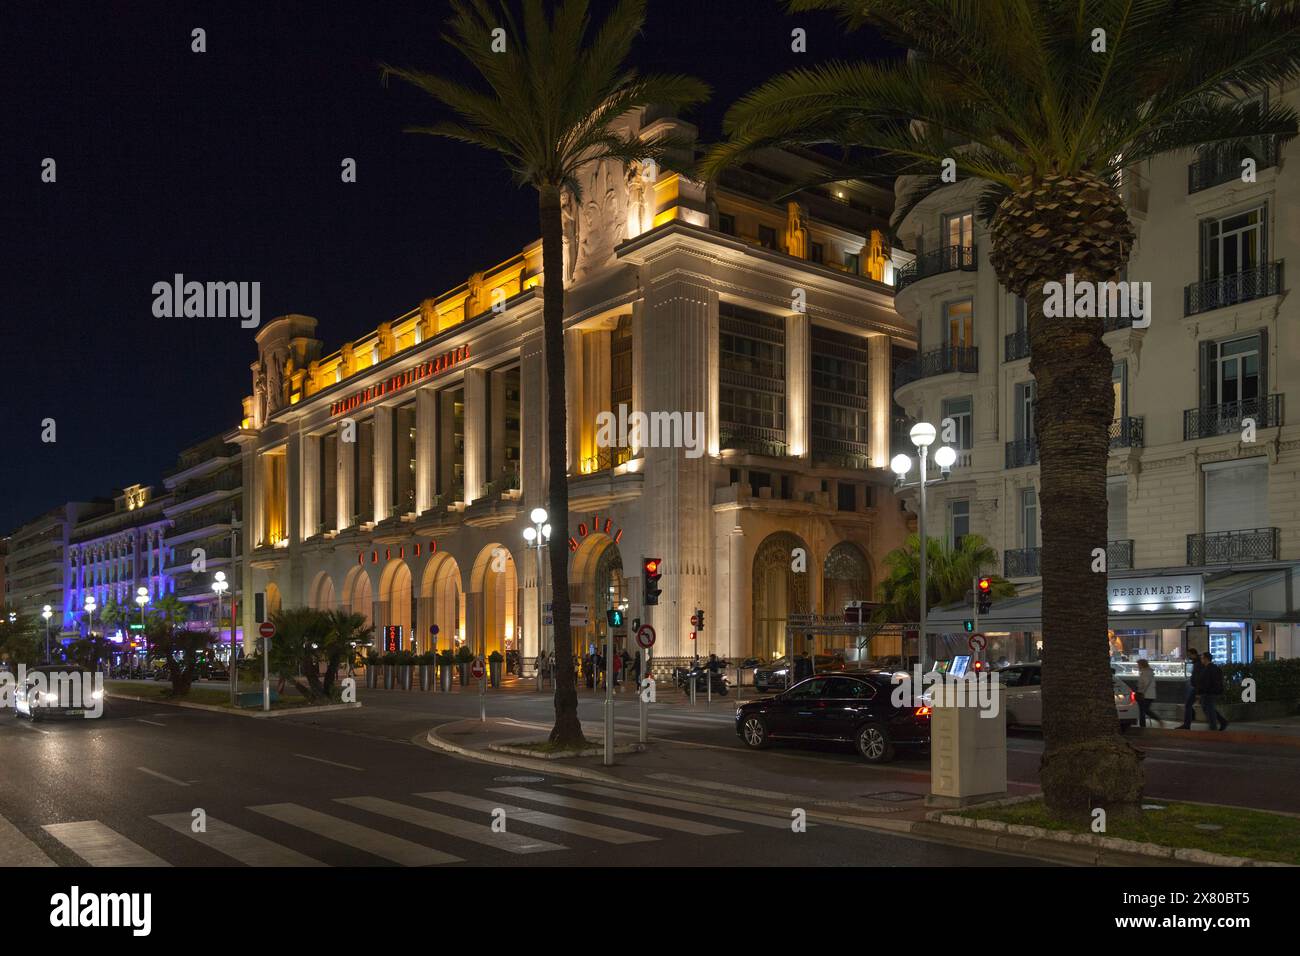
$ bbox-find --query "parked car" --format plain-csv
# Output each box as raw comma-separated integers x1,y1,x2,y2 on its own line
736,671,931,763
13,665,104,720
753,653,847,692
998,663,1136,731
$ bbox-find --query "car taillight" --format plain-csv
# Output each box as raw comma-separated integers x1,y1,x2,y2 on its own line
1130,691,1136,703
914,705,932,717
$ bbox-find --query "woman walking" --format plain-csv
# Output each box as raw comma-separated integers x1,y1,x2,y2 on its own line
1136,659,1160,728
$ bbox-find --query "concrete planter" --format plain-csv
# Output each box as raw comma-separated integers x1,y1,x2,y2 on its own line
489,660,502,687
364,666,377,689
418,664,433,691
382,664,394,689
439,664,454,691
398,665,413,691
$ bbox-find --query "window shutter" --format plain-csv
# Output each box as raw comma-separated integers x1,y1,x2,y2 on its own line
1204,460,1268,532
1014,383,1025,440
1200,218,1213,280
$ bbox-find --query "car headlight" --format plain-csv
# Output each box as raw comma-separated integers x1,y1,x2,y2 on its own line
39,692,58,704
92,690,104,700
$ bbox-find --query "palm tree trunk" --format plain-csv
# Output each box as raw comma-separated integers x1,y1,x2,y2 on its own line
538,184,585,746
1028,286,1144,817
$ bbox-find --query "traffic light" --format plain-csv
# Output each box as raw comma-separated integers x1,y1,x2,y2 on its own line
643,558,663,606
963,619,974,633
696,608,705,630
977,576,993,614
606,608,624,628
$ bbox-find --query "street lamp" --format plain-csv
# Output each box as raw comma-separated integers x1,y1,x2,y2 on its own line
135,586,149,669
212,571,231,704
891,421,957,675
41,605,52,664
84,596,97,670
523,506,551,692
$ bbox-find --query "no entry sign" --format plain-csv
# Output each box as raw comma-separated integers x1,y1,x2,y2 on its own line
470,657,486,679
258,621,276,640
636,625,656,649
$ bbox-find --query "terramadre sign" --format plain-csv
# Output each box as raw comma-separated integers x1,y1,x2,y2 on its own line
1108,574,1203,613
330,344,469,417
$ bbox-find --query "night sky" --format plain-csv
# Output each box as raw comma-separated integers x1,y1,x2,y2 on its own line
1,0,891,534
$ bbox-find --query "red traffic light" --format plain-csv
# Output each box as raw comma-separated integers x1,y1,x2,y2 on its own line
977,577,992,593
644,558,661,576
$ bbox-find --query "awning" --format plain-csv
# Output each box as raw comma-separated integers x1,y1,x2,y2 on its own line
1203,567,1297,620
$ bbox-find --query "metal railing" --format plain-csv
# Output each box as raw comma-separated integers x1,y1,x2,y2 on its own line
894,244,978,292
1004,547,1041,578
1184,261,1282,316
720,424,788,457
896,345,979,386
1109,416,1144,449
1004,329,1030,362
577,446,633,475
811,437,871,469
1183,394,1283,440
1005,437,1039,469
1187,528,1279,566
1108,539,1134,571
1187,137,1279,193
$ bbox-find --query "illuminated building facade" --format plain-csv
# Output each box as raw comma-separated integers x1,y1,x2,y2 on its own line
232,112,916,664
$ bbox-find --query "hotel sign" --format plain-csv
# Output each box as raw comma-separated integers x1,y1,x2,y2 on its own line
329,344,470,417
1108,574,1203,613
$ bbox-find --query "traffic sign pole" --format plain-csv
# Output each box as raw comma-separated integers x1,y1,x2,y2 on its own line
257,621,276,712
638,647,647,744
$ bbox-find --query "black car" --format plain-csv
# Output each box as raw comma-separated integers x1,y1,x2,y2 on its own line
735,671,930,763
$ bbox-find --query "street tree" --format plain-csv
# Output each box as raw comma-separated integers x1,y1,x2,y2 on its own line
382,0,708,744
704,0,1300,818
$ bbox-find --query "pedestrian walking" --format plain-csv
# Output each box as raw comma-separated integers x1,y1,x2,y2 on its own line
1197,652,1230,731
1177,647,1202,729
1136,658,1160,728
630,651,641,689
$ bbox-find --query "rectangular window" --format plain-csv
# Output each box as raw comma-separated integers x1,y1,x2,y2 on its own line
1107,476,1128,541
1203,458,1268,533
810,242,824,264
759,225,778,250
811,325,869,462
1014,296,1027,334
943,211,974,250
1206,334,1261,406
844,252,860,275
319,432,337,531
948,498,970,549
719,303,786,451
1112,361,1128,420
1201,205,1266,279
393,402,416,515
718,212,736,236
837,482,856,512
941,396,973,450
1015,381,1037,441
1021,488,1039,550
945,298,974,349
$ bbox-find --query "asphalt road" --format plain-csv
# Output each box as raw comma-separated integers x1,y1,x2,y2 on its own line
0,693,1039,868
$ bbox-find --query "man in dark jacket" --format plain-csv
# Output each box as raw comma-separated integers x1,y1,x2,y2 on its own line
1196,652,1230,731
1177,647,1202,729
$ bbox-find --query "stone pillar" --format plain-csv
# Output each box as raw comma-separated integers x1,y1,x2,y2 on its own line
301,433,320,539
285,431,304,605
868,334,892,468
415,387,438,513
372,405,393,523
336,419,355,528
585,329,611,471
564,328,584,475
631,301,647,456
463,368,488,503
489,368,507,486
785,311,811,459
520,338,545,510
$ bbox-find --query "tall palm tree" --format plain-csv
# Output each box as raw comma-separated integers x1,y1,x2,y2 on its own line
876,533,1014,623
383,0,708,744
704,0,1300,815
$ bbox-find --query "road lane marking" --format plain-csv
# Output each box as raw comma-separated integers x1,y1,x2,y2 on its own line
43,821,171,867
151,813,326,866
336,796,563,854
489,787,738,836
558,784,800,828
247,803,460,866
136,719,167,727
416,792,655,845
136,766,191,787
0,814,57,866
293,753,364,771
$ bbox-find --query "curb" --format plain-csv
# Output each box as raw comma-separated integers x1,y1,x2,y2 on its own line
1136,726,1300,749
106,692,361,719
488,740,644,759
923,799,1293,868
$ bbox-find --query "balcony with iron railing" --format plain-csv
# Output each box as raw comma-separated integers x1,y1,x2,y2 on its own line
1187,137,1279,194
1184,262,1283,316
1109,416,1144,449
1005,437,1039,469
720,423,788,458
1184,395,1283,440
1187,528,1279,566
894,244,978,292
811,436,871,470
576,446,632,476
1108,539,1134,571
1004,329,1029,362
1004,547,1041,578
896,346,978,387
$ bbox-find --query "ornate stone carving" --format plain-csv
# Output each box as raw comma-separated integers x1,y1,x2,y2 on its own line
785,202,810,259
626,160,654,239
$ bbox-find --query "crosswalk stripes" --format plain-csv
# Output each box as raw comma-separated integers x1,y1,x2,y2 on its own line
556,783,801,829
415,791,657,845
488,786,739,836
248,803,462,866
151,812,327,867
334,796,564,854
0,814,57,866
43,820,171,867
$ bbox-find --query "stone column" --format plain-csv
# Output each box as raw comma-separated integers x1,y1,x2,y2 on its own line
585,330,611,470
463,368,488,503
301,433,320,539
336,419,355,528
564,328,584,475
785,311,811,459
631,301,646,456
415,387,438,513
520,337,544,509
868,334,892,468
286,431,304,605
372,405,393,523
489,368,507,486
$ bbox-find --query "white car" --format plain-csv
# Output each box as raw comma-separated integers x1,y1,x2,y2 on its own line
998,663,1136,731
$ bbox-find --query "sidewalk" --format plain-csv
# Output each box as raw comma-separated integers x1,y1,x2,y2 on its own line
1131,714,1300,748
